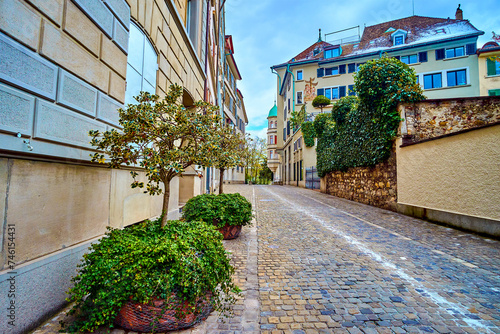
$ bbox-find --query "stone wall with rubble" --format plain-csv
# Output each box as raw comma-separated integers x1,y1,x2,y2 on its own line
397,97,500,236
400,96,500,144
323,147,397,211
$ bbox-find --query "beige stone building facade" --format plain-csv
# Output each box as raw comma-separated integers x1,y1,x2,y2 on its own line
0,0,238,332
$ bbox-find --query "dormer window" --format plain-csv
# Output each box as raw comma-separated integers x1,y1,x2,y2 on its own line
391,29,408,46
324,46,342,59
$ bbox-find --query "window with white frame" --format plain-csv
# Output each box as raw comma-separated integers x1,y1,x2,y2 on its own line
423,72,442,89
446,46,465,59
323,87,339,100
125,23,158,104
447,69,467,86
296,91,303,104
297,70,303,80
401,54,418,64
325,66,339,76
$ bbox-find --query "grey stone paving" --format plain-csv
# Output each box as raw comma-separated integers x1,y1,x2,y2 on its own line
32,184,500,334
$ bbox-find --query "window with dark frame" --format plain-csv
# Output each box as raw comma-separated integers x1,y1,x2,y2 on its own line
423,73,442,89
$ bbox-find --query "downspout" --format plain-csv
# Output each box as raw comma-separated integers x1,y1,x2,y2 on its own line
271,67,282,92
286,64,296,113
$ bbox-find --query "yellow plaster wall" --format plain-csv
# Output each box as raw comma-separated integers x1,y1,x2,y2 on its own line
396,125,500,221
478,51,500,96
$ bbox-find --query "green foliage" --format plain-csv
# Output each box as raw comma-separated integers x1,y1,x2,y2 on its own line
312,95,331,112
290,105,306,129
331,96,358,125
316,57,424,176
63,219,239,333
183,193,252,228
89,84,220,225
312,112,332,138
301,121,316,147
259,158,273,184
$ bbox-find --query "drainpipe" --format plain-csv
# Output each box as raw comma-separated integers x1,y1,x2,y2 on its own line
286,64,296,113
271,68,282,92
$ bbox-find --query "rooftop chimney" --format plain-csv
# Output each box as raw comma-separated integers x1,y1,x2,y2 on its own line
455,4,463,20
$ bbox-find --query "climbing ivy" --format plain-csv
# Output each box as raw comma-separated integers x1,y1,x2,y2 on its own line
301,121,316,147
316,57,424,177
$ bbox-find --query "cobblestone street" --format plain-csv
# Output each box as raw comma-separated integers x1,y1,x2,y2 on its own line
33,184,499,334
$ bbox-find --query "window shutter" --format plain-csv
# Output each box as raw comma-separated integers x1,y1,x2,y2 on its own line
283,128,286,141
435,49,445,60
393,55,400,60
339,86,346,98
339,64,346,74
287,121,290,136
348,63,356,73
317,68,324,77
317,88,324,96
466,43,476,55
487,59,497,76
418,51,428,62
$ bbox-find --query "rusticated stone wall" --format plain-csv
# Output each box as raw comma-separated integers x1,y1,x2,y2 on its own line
400,96,500,144
324,148,397,211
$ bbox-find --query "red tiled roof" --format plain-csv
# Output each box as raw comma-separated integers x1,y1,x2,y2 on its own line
290,41,334,62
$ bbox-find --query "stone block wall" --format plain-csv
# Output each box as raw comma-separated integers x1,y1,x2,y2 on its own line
324,148,397,211
400,96,500,144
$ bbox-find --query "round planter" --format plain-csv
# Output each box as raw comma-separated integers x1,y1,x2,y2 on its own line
114,294,213,332
217,223,242,240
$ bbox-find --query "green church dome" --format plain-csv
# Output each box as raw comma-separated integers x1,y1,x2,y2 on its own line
268,103,277,118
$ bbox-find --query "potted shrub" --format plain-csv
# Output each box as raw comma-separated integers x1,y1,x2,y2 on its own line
62,219,239,333
182,193,252,239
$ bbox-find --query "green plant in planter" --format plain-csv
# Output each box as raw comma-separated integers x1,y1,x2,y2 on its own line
182,193,252,228
62,218,239,333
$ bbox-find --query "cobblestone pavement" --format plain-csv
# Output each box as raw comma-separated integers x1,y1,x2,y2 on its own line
256,185,499,334
32,184,500,334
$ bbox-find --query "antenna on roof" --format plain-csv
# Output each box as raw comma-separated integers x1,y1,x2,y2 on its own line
412,0,415,15
318,28,322,42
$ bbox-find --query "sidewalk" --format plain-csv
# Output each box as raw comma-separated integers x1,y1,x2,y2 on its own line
32,185,259,334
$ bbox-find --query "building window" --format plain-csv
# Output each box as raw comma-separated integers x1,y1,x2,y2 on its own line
348,63,356,73
325,67,339,76
394,35,404,46
297,70,303,80
323,87,339,100
423,73,442,89
125,23,158,104
296,91,303,104
446,46,465,59
487,58,500,76
348,85,355,96
401,54,418,64
447,69,467,87
324,47,341,59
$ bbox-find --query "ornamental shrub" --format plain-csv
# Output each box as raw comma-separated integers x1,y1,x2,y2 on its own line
183,193,252,228
63,219,239,333
316,57,424,176
312,95,331,113
301,121,316,147
312,112,332,138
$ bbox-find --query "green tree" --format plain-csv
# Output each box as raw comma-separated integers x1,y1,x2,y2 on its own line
312,95,331,113
243,135,266,183
259,158,273,184
210,125,245,194
89,84,220,226
290,104,306,129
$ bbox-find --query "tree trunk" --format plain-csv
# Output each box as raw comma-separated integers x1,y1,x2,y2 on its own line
219,167,224,194
161,180,170,226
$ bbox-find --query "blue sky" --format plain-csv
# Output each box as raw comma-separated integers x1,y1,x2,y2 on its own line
225,0,499,140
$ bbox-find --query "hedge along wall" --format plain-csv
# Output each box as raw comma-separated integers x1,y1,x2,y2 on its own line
323,143,397,211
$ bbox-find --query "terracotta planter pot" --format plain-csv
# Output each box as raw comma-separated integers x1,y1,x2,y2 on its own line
114,293,213,332
217,223,242,240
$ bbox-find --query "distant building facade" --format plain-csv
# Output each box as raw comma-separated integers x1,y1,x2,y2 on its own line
270,8,484,187
477,41,500,96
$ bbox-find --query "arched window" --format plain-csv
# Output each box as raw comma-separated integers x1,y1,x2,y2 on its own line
125,22,157,104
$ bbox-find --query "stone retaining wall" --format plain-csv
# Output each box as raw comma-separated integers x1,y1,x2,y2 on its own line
324,148,397,211
400,96,500,144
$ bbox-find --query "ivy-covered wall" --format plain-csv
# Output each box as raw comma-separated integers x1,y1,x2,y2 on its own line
324,145,397,211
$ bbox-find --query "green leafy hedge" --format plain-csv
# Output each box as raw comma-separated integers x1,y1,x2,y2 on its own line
183,193,252,228
316,57,424,177
301,121,316,147
63,219,239,332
